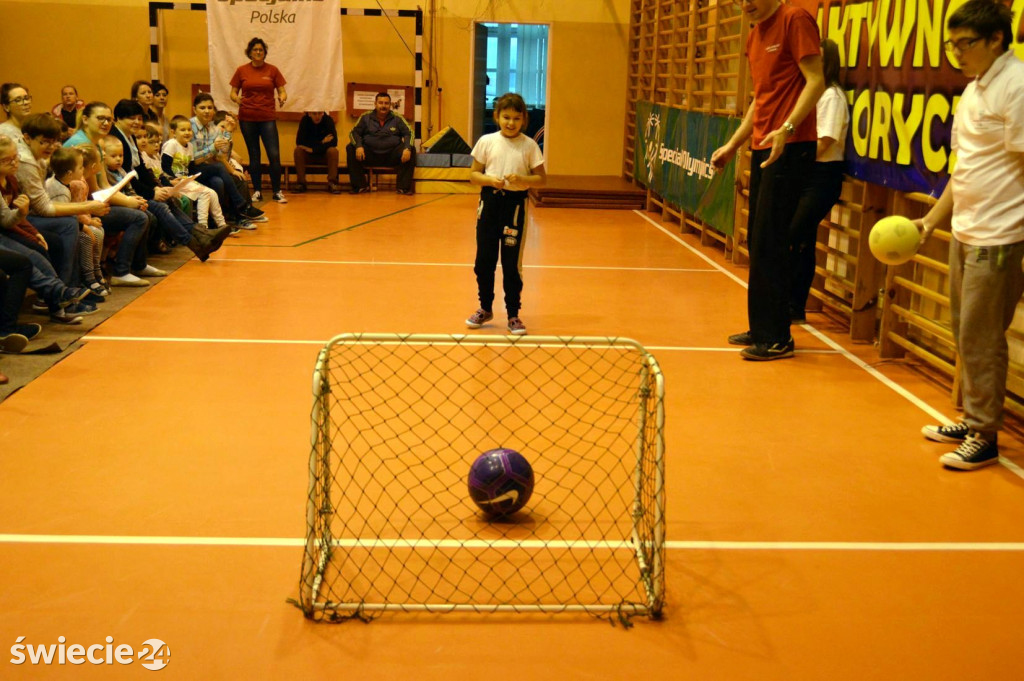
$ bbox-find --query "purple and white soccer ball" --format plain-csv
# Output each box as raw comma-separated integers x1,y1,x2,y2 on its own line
467,448,534,516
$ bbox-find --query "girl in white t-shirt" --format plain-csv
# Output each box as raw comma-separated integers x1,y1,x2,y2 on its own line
464,93,546,336
788,39,850,323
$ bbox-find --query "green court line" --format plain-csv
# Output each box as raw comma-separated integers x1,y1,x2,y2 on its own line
234,194,456,249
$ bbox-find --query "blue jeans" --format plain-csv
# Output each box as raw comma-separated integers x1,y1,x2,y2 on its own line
196,163,247,218
101,206,149,276
0,247,32,332
26,215,79,285
146,199,194,244
240,119,282,194
0,233,69,311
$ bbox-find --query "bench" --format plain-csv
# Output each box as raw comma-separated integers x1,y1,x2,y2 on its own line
279,163,396,191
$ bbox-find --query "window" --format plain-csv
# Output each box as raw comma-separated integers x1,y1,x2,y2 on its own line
482,23,547,108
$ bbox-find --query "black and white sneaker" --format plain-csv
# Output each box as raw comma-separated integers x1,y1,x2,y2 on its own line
940,434,999,471
251,191,263,203
740,338,795,361
243,206,268,222
921,422,970,443
50,309,83,325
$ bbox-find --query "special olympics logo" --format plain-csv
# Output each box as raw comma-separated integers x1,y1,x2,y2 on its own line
643,111,661,184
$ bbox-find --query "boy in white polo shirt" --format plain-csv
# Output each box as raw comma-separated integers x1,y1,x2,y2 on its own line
917,0,1024,470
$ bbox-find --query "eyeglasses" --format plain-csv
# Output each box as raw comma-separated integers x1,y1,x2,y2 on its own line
9,95,32,106
0,154,20,166
943,36,982,54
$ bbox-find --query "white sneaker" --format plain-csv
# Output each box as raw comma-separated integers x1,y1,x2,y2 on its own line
273,191,287,204
251,191,263,202
132,265,167,277
110,273,150,287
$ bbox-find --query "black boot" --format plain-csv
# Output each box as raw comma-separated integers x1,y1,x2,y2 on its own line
187,225,232,262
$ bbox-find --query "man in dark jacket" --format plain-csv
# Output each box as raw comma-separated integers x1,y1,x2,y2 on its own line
346,93,415,194
294,111,340,194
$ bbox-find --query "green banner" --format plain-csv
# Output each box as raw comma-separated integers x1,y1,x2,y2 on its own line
635,102,739,236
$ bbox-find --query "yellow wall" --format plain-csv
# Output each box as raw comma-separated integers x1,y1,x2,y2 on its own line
0,0,629,176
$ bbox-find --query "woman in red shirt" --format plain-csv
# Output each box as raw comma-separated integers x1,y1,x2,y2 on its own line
230,37,288,204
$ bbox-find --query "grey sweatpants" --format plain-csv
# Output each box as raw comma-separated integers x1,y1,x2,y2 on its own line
949,237,1024,439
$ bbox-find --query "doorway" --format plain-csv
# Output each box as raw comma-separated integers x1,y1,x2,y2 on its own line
472,23,549,149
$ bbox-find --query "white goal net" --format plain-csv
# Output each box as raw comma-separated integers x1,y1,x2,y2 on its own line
298,334,665,621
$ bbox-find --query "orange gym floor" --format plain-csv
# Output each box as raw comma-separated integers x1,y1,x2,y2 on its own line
1,191,1023,679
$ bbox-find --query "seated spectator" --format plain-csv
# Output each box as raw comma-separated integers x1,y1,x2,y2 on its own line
189,93,263,227
52,85,84,130
151,81,171,143
105,134,229,262
0,83,34,147
64,102,157,287
1,248,42,349
163,116,235,237
0,135,89,324
294,111,341,194
131,80,159,125
138,123,170,180
346,92,415,195
109,99,222,254
213,110,255,204
16,114,98,294
76,146,110,287
46,146,106,296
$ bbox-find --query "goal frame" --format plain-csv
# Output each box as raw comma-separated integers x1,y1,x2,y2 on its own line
299,333,665,619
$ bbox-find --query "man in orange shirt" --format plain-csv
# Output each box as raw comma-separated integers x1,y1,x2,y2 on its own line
712,0,824,360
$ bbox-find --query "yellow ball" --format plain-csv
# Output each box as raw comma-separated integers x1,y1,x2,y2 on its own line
869,215,920,265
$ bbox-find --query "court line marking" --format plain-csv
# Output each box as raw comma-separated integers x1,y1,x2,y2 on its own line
289,194,454,248
3,534,1024,552
217,258,719,273
633,210,1024,481
80,336,839,354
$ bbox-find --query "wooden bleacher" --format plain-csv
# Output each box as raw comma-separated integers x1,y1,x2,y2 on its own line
530,175,647,209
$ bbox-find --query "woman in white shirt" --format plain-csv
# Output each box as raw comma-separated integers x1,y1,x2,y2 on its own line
788,38,850,323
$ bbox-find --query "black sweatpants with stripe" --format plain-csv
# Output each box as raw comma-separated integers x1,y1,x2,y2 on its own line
473,187,528,318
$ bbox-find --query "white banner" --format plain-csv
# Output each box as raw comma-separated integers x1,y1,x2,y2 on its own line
206,0,344,114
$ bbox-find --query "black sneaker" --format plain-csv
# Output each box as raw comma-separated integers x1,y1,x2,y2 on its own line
921,422,970,443
940,435,999,471
243,206,268,222
740,338,795,361
56,286,90,309
729,329,753,346
9,323,42,341
728,331,753,346
65,301,98,316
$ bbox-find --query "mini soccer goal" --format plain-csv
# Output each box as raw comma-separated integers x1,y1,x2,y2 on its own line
298,334,665,621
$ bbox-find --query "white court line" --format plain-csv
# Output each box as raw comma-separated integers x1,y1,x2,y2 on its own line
634,210,1024,481
223,257,717,274
81,336,839,354
2,534,1024,552
83,336,325,345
